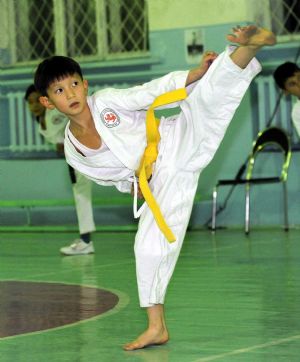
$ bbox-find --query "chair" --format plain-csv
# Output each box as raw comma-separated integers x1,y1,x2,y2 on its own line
211,127,292,234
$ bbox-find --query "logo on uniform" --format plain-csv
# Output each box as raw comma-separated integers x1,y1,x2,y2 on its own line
100,108,120,128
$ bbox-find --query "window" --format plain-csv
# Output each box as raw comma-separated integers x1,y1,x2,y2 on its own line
252,0,300,41
9,0,148,65
270,0,300,39
250,1,300,147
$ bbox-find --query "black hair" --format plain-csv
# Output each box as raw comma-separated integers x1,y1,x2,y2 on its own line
24,84,42,124
24,84,38,100
34,56,83,96
273,62,300,90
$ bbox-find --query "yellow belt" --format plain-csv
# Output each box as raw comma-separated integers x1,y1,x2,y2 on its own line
136,88,188,243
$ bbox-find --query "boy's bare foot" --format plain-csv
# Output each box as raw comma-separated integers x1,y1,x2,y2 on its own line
123,326,169,351
227,25,276,47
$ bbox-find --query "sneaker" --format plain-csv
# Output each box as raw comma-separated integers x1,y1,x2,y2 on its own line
60,239,95,256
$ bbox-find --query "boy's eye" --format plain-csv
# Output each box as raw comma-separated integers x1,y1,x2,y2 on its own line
286,79,297,87
72,81,79,87
55,88,63,94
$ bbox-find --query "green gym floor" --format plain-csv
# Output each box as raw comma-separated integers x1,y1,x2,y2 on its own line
0,228,300,362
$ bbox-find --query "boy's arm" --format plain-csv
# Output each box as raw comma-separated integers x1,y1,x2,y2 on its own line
185,51,218,86
99,51,218,111
104,71,188,111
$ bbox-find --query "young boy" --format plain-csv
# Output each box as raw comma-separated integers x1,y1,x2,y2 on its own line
273,62,300,135
34,25,276,350
25,85,96,256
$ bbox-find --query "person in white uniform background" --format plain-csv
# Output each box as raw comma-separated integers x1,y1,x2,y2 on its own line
33,25,276,350
25,85,96,256
273,62,300,135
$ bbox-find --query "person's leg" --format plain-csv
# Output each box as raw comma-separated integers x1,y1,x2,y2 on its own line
227,25,276,68
60,168,96,256
124,124,200,350
72,171,96,236
123,304,169,351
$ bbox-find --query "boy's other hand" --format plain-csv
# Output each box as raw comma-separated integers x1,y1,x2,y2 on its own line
200,51,218,72
186,51,218,86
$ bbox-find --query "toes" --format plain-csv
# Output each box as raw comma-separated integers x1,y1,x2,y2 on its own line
123,341,144,351
226,34,237,42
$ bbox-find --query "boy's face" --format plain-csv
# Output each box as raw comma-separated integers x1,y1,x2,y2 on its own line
27,91,45,117
39,73,88,116
284,71,300,98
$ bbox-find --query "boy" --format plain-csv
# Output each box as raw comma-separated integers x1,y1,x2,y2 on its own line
25,85,96,256
273,62,300,135
34,25,276,350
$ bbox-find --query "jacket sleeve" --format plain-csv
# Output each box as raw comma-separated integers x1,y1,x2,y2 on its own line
101,71,189,111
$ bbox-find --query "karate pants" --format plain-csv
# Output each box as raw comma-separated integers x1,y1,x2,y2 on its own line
69,166,96,235
134,47,261,307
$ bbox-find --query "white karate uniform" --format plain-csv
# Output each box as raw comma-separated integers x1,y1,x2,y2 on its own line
64,47,261,307
40,108,95,235
291,99,300,136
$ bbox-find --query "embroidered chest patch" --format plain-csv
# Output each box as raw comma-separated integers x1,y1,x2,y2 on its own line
100,108,120,128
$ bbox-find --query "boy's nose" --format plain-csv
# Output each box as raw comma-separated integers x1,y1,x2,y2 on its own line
66,89,75,99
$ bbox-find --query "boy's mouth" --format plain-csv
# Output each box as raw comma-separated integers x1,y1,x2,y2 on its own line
70,101,80,108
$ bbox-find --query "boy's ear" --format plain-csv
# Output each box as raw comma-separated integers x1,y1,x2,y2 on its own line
39,96,55,110
83,79,88,95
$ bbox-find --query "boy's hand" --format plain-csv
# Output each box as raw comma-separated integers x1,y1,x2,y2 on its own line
185,51,218,86
200,51,218,72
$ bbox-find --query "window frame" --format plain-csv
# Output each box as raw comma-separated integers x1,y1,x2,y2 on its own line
8,0,149,66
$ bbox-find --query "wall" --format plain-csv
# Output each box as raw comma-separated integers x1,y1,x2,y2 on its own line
0,1,299,230
148,0,250,30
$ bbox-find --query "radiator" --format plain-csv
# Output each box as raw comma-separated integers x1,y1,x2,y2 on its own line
3,79,298,154
7,91,52,152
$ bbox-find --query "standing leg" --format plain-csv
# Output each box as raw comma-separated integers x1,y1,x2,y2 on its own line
123,304,169,351
124,159,199,351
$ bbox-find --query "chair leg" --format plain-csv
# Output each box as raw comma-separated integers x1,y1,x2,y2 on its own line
283,181,289,231
211,186,218,232
245,184,250,234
